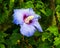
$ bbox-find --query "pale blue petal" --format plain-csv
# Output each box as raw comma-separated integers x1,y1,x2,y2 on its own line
29,8,35,15
14,8,35,16
20,23,36,37
34,14,41,19
32,21,43,32
13,9,24,25
29,8,41,19
29,9,41,19
13,8,35,25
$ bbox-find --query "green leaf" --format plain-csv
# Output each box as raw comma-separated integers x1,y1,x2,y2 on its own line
0,32,8,38
25,1,34,8
42,32,49,41
56,44,60,48
36,1,44,9
56,0,60,4
54,37,60,46
40,8,52,16
47,25,58,36
40,9,46,16
0,0,2,3
38,42,51,48
0,32,8,43
9,0,14,9
0,44,5,48
45,8,52,16
6,32,22,45
56,5,60,12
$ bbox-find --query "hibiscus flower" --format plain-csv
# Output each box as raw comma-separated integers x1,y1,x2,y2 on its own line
13,8,43,37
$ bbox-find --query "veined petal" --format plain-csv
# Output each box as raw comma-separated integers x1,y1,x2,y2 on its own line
33,21,43,32
20,23,36,37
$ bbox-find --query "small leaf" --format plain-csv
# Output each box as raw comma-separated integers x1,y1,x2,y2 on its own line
56,5,60,12
0,32,8,43
56,44,60,48
47,25,58,36
5,32,22,45
36,1,44,9
0,0,2,3
40,8,52,16
25,1,34,8
56,0,60,4
0,44,5,48
45,8,52,16
54,37,60,46
42,32,50,41
38,42,51,48
40,9,46,15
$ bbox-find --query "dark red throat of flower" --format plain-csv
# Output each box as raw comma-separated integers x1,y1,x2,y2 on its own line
23,14,32,24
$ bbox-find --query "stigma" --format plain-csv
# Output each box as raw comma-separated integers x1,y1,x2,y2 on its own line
24,16,34,24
